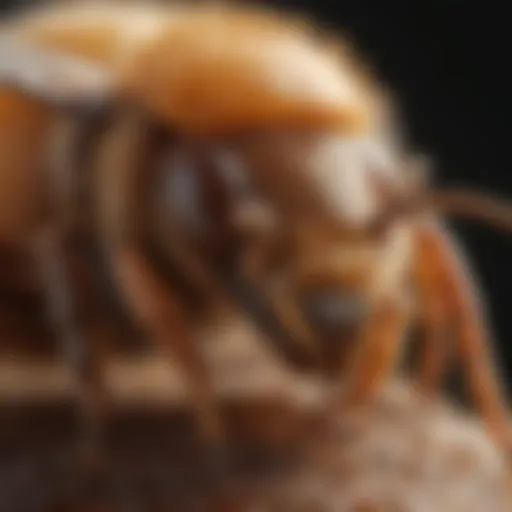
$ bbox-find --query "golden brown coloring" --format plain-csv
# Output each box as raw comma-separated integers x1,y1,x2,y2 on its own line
1,1,512,466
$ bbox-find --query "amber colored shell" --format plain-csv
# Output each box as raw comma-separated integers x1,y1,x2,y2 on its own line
0,89,51,243
6,2,384,136
0,2,391,244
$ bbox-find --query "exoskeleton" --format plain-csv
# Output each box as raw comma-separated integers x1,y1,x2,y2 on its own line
1,2,512,467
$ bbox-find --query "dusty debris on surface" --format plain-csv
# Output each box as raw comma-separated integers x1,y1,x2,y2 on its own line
0,319,511,510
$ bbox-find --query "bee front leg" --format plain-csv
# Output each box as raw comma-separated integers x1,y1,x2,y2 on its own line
415,222,512,452
338,294,410,408
412,226,452,395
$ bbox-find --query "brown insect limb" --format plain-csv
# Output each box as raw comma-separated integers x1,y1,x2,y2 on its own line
419,188,512,233
232,222,324,366
234,222,319,359
411,227,452,395
148,137,251,307
92,109,225,451
371,179,512,446
338,294,410,407
33,114,114,474
376,187,512,235
114,248,224,443
265,277,320,357
414,223,512,450
0,38,122,471
150,140,321,370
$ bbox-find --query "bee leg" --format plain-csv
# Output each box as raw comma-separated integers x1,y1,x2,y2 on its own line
34,229,110,476
415,223,512,451
412,227,452,395
92,109,228,480
338,295,410,408
114,247,228,479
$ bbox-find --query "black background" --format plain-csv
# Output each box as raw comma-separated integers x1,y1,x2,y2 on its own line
2,0,512,395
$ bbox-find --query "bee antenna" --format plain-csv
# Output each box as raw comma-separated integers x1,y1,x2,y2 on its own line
415,189,512,233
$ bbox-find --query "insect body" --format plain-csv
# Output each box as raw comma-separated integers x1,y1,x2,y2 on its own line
1,1,512,465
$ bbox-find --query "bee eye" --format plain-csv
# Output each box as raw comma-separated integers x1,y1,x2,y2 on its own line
302,290,368,334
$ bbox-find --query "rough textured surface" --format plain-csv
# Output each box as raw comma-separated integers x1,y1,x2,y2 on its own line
1,314,511,511
2,390,512,511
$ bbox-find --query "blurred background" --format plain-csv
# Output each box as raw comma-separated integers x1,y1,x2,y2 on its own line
1,0,511,392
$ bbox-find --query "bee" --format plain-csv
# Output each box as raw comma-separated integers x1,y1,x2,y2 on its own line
1,1,512,468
